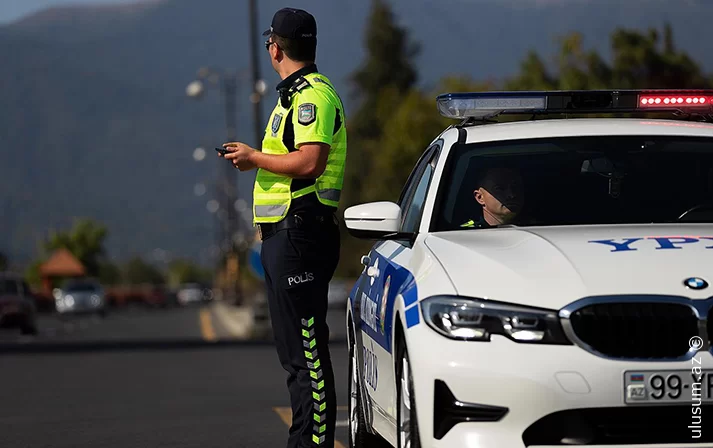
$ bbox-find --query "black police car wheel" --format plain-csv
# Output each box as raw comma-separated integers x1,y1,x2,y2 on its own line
348,326,389,448
397,337,421,448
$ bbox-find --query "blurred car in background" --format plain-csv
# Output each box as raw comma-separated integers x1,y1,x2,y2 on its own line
144,284,178,308
251,279,352,340
176,283,212,306
328,279,352,309
54,278,107,317
251,289,271,340
0,272,38,335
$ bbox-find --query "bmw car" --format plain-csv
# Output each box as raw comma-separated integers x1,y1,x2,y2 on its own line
55,278,107,316
344,90,713,448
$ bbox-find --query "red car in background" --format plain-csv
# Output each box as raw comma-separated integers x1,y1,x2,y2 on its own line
0,272,38,335
144,285,178,308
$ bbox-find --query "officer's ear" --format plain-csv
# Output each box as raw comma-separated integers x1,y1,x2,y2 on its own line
268,37,283,62
274,44,285,62
474,188,486,206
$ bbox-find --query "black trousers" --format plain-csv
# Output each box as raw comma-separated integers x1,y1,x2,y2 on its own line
260,215,340,448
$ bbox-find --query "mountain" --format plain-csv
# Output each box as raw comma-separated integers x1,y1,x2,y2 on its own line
1,0,713,267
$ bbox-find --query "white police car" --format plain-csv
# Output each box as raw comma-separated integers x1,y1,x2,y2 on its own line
343,90,713,448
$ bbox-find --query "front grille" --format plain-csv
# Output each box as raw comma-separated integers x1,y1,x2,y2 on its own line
569,302,698,359
523,405,713,446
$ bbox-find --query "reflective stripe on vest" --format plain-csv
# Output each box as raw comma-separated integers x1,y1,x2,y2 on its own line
253,72,347,224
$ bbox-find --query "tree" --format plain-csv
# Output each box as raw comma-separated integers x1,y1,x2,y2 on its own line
166,259,212,287
349,0,419,137
98,261,122,286
123,257,164,285
342,0,421,210
505,24,710,92
25,260,43,287
336,0,424,278
43,218,108,277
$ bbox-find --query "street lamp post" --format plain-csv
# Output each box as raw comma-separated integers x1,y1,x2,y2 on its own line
186,68,246,305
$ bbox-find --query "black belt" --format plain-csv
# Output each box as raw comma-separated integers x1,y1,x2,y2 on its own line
258,213,338,240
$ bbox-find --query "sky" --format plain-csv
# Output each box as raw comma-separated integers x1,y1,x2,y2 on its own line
0,0,133,24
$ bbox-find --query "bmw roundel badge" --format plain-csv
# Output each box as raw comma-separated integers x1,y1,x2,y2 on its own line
684,277,708,290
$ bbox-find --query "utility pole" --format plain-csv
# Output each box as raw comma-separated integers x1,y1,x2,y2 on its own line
248,0,264,149
186,68,244,305
221,75,242,305
222,75,239,253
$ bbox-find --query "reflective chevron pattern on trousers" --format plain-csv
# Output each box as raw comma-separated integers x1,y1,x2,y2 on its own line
302,316,326,445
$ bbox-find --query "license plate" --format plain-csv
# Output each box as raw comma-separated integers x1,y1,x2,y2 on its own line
624,370,713,404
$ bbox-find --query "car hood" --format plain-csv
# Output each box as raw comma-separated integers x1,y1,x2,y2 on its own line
424,224,713,310
0,295,23,305
63,291,98,298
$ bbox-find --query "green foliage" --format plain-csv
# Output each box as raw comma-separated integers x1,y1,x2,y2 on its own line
338,0,425,278
25,260,43,288
342,0,421,211
123,257,164,285
166,259,212,287
43,218,108,277
505,26,711,91
98,261,123,286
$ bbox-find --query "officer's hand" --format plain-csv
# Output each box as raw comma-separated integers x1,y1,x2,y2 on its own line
233,159,257,171
222,142,257,170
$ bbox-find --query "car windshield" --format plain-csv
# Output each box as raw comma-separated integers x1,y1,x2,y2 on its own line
63,281,99,292
0,279,18,295
434,135,713,231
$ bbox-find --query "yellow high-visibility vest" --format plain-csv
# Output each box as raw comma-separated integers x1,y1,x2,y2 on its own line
254,71,347,224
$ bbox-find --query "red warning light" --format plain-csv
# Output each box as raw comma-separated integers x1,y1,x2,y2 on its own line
639,95,712,108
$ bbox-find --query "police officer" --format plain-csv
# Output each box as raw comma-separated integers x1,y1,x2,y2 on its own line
220,7,346,448
461,167,524,228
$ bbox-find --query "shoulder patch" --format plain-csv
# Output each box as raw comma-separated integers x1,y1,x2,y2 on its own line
271,113,283,136
298,103,316,126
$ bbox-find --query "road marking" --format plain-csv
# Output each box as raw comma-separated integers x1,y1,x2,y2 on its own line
273,407,348,448
211,302,253,339
199,308,217,342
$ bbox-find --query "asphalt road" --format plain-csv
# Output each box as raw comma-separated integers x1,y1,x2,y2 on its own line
0,304,352,448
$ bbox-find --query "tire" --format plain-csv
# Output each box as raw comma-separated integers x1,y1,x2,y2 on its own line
20,319,38,336
396,334,421,448
348,326,390,448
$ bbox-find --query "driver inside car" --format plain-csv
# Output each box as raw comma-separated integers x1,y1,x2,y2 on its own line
461,166,525,228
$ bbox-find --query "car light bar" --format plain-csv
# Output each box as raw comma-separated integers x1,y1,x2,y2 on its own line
436,89,713,119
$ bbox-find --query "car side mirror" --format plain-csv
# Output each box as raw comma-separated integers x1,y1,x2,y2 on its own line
344,201,413,241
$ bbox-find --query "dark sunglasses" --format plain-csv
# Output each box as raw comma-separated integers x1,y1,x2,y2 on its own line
264,40,277,51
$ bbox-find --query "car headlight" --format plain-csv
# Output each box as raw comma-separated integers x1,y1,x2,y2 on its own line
421,296,572,344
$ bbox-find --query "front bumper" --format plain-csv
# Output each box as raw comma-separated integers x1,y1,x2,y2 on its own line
409,328,713,448
0,310,32,328
56,295,105,313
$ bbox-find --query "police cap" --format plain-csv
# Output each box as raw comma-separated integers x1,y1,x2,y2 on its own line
262,8,317,39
